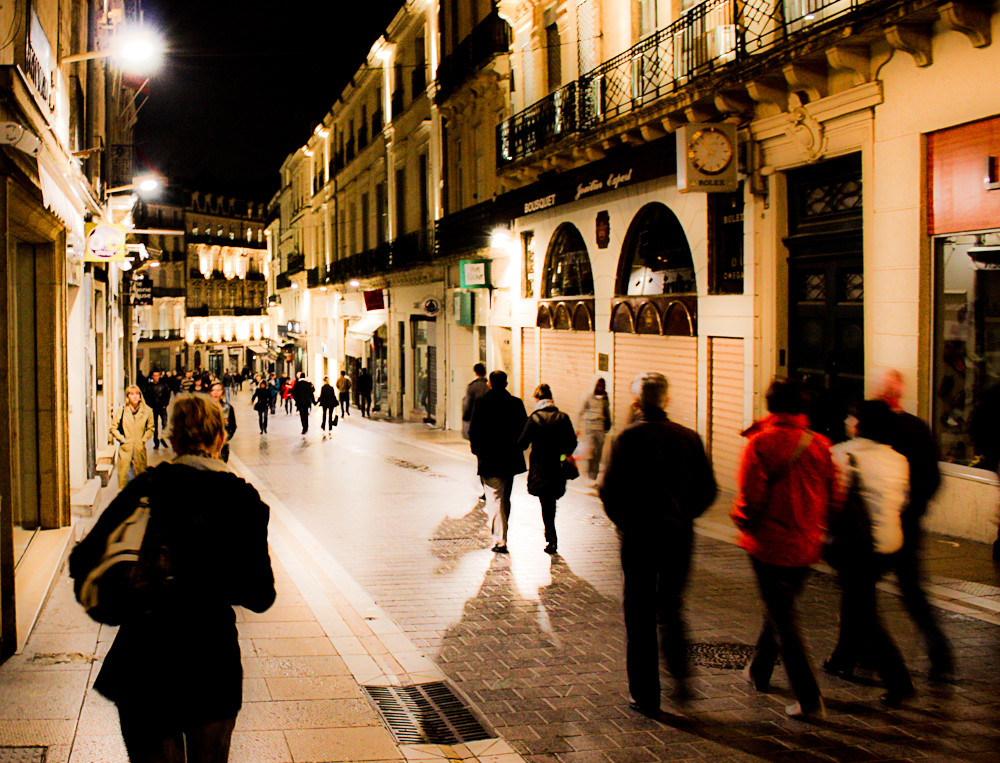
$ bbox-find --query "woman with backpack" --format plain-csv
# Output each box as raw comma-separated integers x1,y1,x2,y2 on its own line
518,384,577,554
69,394,275,762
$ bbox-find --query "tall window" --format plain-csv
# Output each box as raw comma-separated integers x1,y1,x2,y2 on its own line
361,193,370,251
418,154,429,231
542,224,594,298
395,167,407,237
375,183,387,245
618,203,696,295
545,23,562,92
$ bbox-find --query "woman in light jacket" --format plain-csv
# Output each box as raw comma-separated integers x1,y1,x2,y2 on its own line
825,399,914,706
578,377,611,482
519,384,577,554
71,394,275,761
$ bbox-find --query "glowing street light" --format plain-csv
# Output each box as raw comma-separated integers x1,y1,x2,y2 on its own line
61,25,164,73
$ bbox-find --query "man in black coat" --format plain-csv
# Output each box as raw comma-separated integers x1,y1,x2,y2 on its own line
600,372,717,715
143,370,171,449
356,368,374,418
876,370,953,680
318,376,339,434
291,372,317,435
468,370,527,553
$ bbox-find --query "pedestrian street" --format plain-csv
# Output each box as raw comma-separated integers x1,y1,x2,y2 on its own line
226,389,1000,763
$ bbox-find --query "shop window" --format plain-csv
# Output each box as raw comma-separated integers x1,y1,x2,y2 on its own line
618,202,695,296
542,223,594,298
933,231,1000,467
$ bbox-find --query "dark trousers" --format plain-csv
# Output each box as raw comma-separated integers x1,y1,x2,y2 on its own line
340,396,350,416
118,710,236,763
359,393,371,417
895,515,953,672
321,406,337,429
298,406,310,433
268,394,276,414
152,406,168,444
747,558,821,711
829,553,913,694
621,533,692,708
539,495,558,546
283,396,292,414
257,408,268,432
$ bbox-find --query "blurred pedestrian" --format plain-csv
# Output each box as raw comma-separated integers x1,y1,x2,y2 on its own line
70,394,275,763
469,370,527,553
292,372,317,435
268,373,279,414
336,371,352,417
579,377,611,482
251,380,270,434
601,372,716,715
825,399,915,706
179,370,195,394
110,385,155,490
357,368,373,418
209,381,238,462
732,377,836,719
144,370,171,450
971,380,1000,561
518,384,577,554
877,370,954,680
222,370,233,404
462,363,490,500
319,377,339,434
282,377,294,414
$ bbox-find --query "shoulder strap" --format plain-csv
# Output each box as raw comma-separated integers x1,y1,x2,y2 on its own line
770,430,814,483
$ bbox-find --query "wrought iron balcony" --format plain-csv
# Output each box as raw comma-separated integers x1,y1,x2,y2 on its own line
286,252,305,273
497,0,875,167
306,267,320,288
435,199,506,257
437,11,512,105
138,329,183,341
276,272,291,290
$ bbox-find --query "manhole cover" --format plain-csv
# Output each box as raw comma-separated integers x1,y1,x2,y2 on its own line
0,748,45,763
364,682,493,745
688,642,768,670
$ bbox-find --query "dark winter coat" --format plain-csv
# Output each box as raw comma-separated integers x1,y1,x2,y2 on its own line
971,383,1000,474
461,377,490,440
68,458,275,723
356,371,373,396
144,379,171,410
601,408,717,537
251,387,270,412
318,383,338,408
468,388,528,478
292,380,316,410
518,403,577,498
886,408,940,519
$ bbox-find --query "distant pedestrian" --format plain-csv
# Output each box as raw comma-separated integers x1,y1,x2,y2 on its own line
282,378,294,414
876,370,954,680
468,370,527,553
268,374,279,414
578,377,612,482
601,372,716,715
179,370,195,394
518,384,577,554
210,381,238,462
732,377,836,719
251,380,270,434
192,376,206,394
336,371,352,417
222,370,233,404
825,399,915,707
70,393,275,763
357,368,373,417
291,372,316,435
110,385,155,490
143,370,171,450
462,363,490,500
318,377,339,433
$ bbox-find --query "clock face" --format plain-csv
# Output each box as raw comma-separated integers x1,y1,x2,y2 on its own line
688,127,734,175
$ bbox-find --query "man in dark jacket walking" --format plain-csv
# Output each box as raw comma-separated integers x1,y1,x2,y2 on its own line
876,370,954,680
318,376,339,434
601,372,716,716
357,368,373,417
469,370,527,553
144,370,171,449
291,372,317,435
463,363,491,501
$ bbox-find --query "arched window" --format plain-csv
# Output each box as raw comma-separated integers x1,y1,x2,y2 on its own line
617,203,695,296
542,224,594,298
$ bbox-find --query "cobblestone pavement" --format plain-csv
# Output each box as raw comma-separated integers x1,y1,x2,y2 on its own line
229,391,1000,762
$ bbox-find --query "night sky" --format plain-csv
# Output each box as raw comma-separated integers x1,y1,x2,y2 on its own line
136,0,403,204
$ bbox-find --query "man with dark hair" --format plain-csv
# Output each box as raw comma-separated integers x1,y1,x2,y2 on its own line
291,372,317,435
875,370,953,680
732,377,837,719
601,372,716,715
462,363,491,501
468,370,527,553
357,368,373,418
143,370,171,450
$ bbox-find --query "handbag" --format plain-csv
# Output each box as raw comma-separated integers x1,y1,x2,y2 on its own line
561,453,580,480
823,453,873,570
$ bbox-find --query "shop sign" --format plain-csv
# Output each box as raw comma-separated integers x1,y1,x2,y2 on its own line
595,211,610,249
460,259,491,288
132,275,153,306
84,222,127,262
364,289,385,311
709,184,745,295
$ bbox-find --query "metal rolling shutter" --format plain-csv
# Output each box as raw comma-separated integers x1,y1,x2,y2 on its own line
708,337,745,493
539,330,595,426
521,328,538,402
613,334,698,433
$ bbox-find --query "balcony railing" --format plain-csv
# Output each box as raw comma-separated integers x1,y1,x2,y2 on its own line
276,272,291,290
286,252,305,273
325,231,437,285
306,267,320,288
437,11,512,104
138,329,183,341
497,0,871,166
435,198,506,257
151,286,185,298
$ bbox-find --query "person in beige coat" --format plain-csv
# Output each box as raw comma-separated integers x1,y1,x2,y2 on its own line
110,384,155,489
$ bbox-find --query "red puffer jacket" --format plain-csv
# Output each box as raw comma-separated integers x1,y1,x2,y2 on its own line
731,413,838,567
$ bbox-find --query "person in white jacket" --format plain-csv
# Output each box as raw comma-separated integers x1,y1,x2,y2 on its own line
825,400,915,706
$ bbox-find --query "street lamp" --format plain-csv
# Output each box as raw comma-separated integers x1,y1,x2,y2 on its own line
105,173,161,196
60,25,164,73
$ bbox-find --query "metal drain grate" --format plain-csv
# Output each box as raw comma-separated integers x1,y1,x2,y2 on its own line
688,642,774,670
363,682,493,745
0,748,46,763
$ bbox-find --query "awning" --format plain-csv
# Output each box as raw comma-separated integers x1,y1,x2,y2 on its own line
38,162,86,243
346,310,388,341
245,343,268,353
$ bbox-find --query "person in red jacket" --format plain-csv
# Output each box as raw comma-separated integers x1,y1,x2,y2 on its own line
731,377,838,720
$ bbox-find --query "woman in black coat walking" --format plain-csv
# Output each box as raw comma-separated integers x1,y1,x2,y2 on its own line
69,394,275,762
251,379,270,433
518,383,577,553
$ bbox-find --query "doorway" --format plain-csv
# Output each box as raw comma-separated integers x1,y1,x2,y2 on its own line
411,317,437,422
